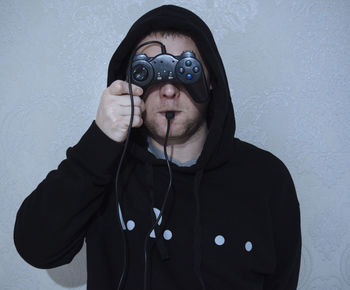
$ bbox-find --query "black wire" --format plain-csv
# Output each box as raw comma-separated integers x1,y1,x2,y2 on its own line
115,40,167,290
134,40,166,55
115,76,135,290
143,116,173,290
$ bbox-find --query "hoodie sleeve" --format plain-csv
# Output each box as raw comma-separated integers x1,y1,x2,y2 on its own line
13,120,124,269
263,155,302,290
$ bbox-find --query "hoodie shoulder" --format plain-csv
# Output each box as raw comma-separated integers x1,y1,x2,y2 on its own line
233,137,299,204
233,138,294,183
234,137,283,162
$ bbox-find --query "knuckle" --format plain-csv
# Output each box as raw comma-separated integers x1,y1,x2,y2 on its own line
133,85,143,95
114,83,122,92
133,115,140,123
141,101,146,111
102,88,110,98
134,96,142,105
116,95,129,106
114,79,123,86
134,107,140,115
113,80,124,93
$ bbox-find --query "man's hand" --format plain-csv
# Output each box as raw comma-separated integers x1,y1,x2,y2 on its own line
95,80,145,142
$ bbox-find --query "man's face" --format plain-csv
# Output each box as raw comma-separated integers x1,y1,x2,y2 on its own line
136,33,209,144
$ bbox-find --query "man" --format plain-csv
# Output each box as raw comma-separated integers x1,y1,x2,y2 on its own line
14,5,302,290
96,32,210,164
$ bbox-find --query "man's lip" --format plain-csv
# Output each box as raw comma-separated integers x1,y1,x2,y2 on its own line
158,109,181,113
158,111,181,116
158,110,181,114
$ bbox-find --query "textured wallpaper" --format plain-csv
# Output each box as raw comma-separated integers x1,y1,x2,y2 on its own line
1,0,350,289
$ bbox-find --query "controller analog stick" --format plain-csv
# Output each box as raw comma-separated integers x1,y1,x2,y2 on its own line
133,65,148,81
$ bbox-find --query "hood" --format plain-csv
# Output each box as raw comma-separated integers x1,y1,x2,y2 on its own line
107,5,236,172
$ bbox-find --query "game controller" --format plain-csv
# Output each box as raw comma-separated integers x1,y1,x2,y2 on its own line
130,51,210,103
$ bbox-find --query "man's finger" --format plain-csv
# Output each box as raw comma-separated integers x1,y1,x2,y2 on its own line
116,96,144,108
140,100,145,112
108,80,143,96
118,106,142,116
132,115,143,128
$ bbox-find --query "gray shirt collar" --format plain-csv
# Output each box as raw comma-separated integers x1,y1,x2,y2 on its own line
147,137,198,167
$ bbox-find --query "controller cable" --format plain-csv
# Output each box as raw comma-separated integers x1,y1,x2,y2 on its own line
143,111,174,290
115,41,172,290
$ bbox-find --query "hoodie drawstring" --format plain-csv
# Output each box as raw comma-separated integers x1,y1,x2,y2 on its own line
144,163,171,290
116,158,137,290
193,169,206,289
146,163,170,261
143,163,206,290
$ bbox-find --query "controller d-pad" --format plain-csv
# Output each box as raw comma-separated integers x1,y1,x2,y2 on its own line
133,65,148,81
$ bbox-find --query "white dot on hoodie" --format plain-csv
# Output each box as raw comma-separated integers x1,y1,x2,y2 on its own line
127,220,135,231
215,235,225,246
163,229,172,240
245,241,253,252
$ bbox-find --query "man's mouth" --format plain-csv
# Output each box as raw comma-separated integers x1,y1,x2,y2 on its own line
158,110,181,117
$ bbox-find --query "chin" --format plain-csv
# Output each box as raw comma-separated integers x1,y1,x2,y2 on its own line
147,121,200,145
145,111,205,141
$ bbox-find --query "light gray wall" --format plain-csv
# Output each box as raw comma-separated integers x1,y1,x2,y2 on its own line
1,0,349,289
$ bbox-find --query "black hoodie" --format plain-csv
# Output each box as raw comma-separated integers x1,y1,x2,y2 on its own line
14,5,302,290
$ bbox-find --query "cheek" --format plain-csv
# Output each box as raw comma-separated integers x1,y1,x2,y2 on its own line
143,97,156,113
143,88,160,105
143,100,160,123
144,107,158,121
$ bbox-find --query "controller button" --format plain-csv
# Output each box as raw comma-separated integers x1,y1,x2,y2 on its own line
186,73,193,80
193,66,200,73
185,60,192,66
179,67,185,74
168,71,174,80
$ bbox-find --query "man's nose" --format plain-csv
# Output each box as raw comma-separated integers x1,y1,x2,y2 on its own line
160,83,180,99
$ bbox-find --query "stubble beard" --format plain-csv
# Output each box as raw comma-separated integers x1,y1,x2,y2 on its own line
144,114,206,144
